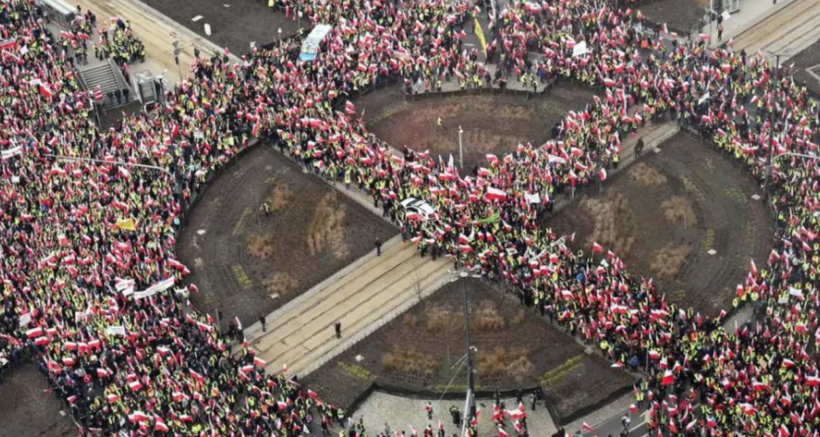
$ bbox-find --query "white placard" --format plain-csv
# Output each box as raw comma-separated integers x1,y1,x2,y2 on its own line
107,326,126,336
572,41,588,57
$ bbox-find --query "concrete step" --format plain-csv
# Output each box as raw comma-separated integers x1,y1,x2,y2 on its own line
296,263,453,376
242,234,409,342
259,256,451,376
281,260,452,376
250,242,421,353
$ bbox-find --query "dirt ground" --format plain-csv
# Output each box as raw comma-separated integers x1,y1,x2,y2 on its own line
137,0,300,55
639,0,707,34
305,279,634,421
545,132,773,317
788,40,820,96
0,363,76,437
353,83,597,170
177,145,396,328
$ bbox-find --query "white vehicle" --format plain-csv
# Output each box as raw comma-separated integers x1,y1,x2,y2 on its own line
400,197,437,221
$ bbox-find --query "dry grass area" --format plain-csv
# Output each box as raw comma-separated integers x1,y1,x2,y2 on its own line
416,301,507,333
477,346,535,382
629,162,668,187
582,194,636,256
269,184,294,211
382,346,439,377
650,245,692,280
307,192,350,258
662,196,698,226
263,272,299,297
247,233,274,259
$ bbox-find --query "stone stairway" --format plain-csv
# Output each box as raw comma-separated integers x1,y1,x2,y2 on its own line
242,235,452,377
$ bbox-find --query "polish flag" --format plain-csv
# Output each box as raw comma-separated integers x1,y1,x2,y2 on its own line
751,380,768,391
782,358,795,368
592,242,604,253
254,357,266,368
129,412,149,423
345,101,356,114
252,122,262,138
582,422,594,432
35,336,51,346
486,187,508,201
611,361,625,369
307,389,319,399
498,427,509,437
154,417,170,433
806,375,820,387
662,370,674,385
240,365,255,374
172,392,186,402
685,419,697,432
129,380,143,392
598,168,607,182
40,82,54,98
107,394,120,403
26,327,43,338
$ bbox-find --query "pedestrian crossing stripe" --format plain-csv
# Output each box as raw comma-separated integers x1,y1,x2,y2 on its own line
474,17,487,55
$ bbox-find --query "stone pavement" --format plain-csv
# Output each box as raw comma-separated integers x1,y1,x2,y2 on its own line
69,0,239,85
353,392,558,437
242,235,452,377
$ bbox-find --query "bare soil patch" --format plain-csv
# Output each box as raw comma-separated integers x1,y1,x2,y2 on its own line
0,363,76,437
789,39,820,96
639,0,706,34
177,145,396,328
353,83,597,170
545,132,773,317
305,279,634,422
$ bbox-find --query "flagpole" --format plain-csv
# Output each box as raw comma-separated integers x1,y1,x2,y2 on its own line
45,154,174,178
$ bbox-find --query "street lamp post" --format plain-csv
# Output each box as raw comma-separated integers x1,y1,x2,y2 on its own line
764,49,789,200
459,271,476,434
458,126,464,169
278,28,283,46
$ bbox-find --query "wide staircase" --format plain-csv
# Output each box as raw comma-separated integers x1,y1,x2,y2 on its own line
77,59,132,107
242,235,452,377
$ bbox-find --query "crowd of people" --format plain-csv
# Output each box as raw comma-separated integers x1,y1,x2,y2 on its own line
0,0,819,435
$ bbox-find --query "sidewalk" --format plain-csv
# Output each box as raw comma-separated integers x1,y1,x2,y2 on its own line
70,0,239,85
243,236,452,377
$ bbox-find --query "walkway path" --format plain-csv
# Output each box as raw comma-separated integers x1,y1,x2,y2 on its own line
242,235,452,377
70,0,238,85
728,0,820,60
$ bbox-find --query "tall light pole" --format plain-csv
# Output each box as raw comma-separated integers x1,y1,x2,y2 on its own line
459,271,476,435
764,49,789,201
278,28,283,46
458,126,464,169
